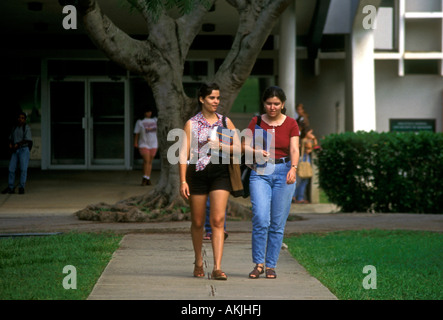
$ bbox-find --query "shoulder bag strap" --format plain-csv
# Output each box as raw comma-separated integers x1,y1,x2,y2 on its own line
300,138,306,159
256,115,261,127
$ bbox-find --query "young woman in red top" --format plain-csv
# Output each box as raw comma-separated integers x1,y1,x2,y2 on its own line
244,86,300,279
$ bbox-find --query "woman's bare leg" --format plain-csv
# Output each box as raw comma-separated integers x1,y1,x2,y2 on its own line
189,194,208,269
209,190,230,272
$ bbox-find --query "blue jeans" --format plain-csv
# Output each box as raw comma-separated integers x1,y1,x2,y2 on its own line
249,162,296,268
294,154,311,201
295,178,310,201
8,147,30,189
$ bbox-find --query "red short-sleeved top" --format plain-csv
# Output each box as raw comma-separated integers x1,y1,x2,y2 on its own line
247,115,299,159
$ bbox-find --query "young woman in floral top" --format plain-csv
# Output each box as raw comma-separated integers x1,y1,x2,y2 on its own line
179,82,240,280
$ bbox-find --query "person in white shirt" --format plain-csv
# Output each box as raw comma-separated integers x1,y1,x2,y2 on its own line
133,108,158,186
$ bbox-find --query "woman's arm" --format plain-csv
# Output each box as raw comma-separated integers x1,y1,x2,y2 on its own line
226,118,242,159
286,135,300,184
133,133,139,148
179,120,191,200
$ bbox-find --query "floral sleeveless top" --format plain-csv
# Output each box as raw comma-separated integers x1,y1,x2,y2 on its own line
189,112,224,171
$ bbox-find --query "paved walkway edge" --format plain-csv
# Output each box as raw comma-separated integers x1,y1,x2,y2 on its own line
87,233,337,300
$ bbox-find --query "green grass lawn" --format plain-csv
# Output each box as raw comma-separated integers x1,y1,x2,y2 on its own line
285,229,443,300
0,232,123,300
2,229,441,300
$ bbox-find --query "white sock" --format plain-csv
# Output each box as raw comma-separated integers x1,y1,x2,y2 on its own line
143,176,150,180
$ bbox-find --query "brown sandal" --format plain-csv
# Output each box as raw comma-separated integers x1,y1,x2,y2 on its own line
211,269,227,280
193,263,204,278
248,264,264,279
265,268,277,279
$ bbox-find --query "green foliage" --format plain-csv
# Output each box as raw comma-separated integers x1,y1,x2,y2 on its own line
124,0,212,20
285,230,443,300
316,131,443,213
231,78,261,113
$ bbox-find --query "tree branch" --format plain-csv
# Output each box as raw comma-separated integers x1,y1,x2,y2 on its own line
77,0,149,74
176,0,215,64
215,0,293,111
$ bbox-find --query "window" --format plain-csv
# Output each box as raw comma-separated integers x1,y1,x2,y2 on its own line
374,0,398,51
404,59,440,74
183,60,208,78
48,60,126,77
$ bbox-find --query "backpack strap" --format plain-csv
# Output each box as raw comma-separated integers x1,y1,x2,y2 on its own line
256,115,262,127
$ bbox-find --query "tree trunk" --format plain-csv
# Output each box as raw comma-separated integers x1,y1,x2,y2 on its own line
74,0,293,220
77,0,204,214
124,76,195,210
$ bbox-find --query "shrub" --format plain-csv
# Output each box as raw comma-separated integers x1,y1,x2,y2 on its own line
316,131,443,213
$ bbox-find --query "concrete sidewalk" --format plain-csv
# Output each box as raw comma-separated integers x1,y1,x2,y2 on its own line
87,233,336,300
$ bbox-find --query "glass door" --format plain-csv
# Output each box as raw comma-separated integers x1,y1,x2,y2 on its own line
50,81,86,166
89,81,126,167
49,79,128,169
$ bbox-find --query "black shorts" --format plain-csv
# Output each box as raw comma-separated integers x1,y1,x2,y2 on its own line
186,163,232,195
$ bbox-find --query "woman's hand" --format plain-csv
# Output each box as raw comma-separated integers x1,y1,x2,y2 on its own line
209,138,223,151
286,167,297,184
180,182,190,200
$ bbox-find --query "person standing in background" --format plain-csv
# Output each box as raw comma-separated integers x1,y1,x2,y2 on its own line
295,103,310,140
2,112,32,195
134,108,158,186
293,134,317,204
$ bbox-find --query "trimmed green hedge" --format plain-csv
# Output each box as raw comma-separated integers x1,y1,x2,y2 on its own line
316,131,443,213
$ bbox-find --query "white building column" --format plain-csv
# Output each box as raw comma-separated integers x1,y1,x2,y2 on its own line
279,1,296,118
346,0,380,132
40,58,50,170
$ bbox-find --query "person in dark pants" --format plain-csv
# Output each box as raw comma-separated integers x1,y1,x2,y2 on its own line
2,112,33,195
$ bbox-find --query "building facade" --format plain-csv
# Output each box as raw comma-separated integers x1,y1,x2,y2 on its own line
0,0,441,170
